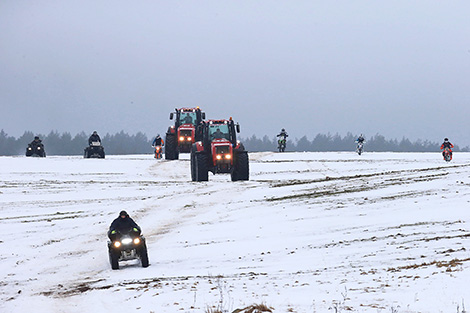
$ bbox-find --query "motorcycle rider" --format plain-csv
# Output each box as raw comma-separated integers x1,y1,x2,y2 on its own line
152,134,164,147
108,210,141,241
440,138,454,160
277,128,288,139
88,131,101,145
356,134,365,144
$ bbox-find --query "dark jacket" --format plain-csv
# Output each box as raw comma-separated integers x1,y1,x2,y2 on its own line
277,131,288,138
441,141,454,150
152,137,164,146
88,134,101,145
109,214,140,237
30,139,43,148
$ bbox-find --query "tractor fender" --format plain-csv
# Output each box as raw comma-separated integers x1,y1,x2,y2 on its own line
194,141,205,152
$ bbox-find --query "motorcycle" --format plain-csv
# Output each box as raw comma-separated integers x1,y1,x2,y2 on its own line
278,135,287,152
356,142,364,155
443,147,452,162
26,144,46,157
108,230,149,270
153,145,163,159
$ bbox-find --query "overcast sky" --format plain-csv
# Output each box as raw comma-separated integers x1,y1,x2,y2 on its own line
1,1,469,146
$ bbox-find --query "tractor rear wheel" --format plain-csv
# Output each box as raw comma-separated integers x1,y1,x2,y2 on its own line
190,146,197,181
165,134,178,160
231,152,249,181
195,153,209,181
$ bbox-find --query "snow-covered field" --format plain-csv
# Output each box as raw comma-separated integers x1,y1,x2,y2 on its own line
0,152,469,313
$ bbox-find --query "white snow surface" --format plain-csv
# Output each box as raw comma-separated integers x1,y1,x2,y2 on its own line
0,152,469,313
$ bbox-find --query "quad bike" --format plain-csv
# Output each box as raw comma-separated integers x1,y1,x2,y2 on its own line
356,142,364,155
165,107,205,160
153,145,163,159
443,147,452,162
190,118,249,182
26,143,46,157
278,135,287,152
84,141,105,158
108,230,149,270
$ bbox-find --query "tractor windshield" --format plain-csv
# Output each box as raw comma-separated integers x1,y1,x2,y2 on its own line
179,112,197,125
209,124,230,141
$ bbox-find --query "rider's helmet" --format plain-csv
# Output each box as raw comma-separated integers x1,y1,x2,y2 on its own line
119,210,128,218
281,128,285,132
34,136,39,140
444,138,449,142
156,134,160,139
93,131,98,135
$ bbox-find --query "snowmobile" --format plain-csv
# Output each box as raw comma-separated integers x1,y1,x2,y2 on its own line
26,143,46,157
356,142,364,155
108,230,149,270
153,145,163,159
443,147,452,162
84,141,105,158
277,135,287,152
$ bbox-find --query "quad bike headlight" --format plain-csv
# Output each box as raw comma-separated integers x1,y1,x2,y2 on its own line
133,238,141,245
113,241,121,248
37,147,41,150
121,238,133,245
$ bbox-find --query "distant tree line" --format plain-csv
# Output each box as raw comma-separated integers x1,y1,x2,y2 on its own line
0,130,468,156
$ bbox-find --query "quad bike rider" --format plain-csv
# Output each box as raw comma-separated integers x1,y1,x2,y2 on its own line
26,136,46,157
84,131,105,158
107,211,149,270
165,107,205,160
152,134,164,159
191,118,249,181
277,128,288,152
356,134,365,155
440,138,454,162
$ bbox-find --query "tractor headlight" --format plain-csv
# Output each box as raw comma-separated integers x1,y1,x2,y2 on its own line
133,238,141,245
179,136,185,141
113,241,121,248
186,137,192,141
216,154,222,160
225,154,231,159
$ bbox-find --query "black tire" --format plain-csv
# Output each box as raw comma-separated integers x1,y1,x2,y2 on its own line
165,134,178,160
109,251,119,270
231,152,249,181
190,145,197,181
140,244,149,268
195,153,209,181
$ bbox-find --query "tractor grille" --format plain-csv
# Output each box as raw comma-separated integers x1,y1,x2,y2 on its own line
180,130,192,137
215,146,230,155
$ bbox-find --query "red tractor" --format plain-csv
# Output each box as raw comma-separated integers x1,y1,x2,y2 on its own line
190,118,249,182
165,107,205,160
